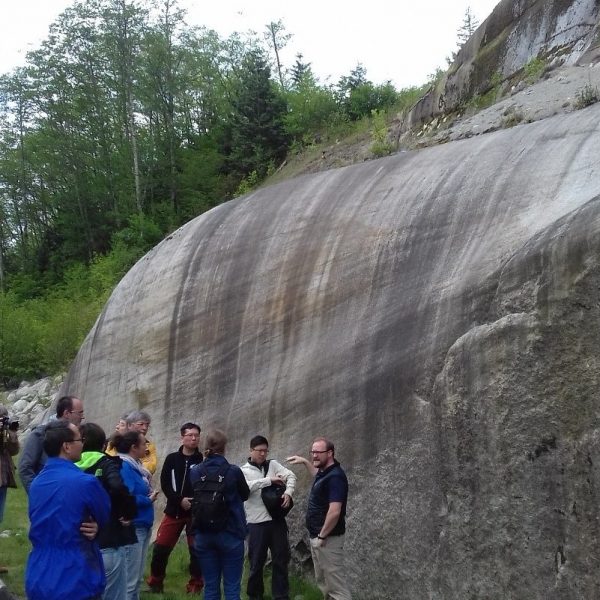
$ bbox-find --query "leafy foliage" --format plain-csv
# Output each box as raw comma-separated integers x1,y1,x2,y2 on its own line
370,109,395,157
524,56,547,83
0,2,431,379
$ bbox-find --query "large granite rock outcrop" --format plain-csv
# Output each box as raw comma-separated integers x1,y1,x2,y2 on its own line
408,0,600,128
62,101,600,598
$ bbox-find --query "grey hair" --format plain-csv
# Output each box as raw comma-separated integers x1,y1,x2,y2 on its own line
126,410,151,425
0,405,7,418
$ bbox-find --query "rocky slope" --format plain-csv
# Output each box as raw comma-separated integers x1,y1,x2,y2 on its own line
0,376,63,435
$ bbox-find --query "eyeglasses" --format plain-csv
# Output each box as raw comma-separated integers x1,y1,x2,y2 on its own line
310,450,330,455
251,448,269,454
70,410,84,415
70,437,84,443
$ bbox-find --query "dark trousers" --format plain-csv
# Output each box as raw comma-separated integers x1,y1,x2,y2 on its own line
247,519,290,600
148,513,203,587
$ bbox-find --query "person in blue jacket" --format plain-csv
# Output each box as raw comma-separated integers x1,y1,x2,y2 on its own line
25,420,111,600
189,429,250,600
112,430,159,600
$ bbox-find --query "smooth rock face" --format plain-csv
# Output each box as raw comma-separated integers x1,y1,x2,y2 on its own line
63,104,600,598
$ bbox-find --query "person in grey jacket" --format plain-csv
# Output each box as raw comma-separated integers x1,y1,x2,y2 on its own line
18,395,84,493
241,435,296,600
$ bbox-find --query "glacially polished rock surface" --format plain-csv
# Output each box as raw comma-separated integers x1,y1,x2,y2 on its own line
63,104,600,598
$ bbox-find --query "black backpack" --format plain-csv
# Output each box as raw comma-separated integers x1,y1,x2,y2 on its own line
191,463,230,532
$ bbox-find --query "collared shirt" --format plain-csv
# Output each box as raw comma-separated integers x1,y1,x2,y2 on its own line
306,460,348,537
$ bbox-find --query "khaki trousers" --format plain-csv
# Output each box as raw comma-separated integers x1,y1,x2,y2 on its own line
310,534,352,600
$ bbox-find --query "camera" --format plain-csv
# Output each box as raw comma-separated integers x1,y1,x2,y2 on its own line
0,416,18,431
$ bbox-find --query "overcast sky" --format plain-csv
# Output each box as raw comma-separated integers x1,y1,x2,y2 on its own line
1,0,500,89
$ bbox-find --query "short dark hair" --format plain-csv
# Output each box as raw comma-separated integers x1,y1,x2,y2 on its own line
44,421,76,456
250,435,268,449
81,423,106,452
56,396,77,418
204,429,227,456
180,422,201,436
111,431,144,454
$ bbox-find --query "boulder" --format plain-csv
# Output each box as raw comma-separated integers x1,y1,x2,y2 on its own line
61,102,600,598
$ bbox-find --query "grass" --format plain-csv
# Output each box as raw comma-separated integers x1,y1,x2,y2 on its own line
1,479,321,600
574,83,600,109
1,482,29,598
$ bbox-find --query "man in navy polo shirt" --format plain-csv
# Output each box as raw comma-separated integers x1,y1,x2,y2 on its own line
287,437,351,600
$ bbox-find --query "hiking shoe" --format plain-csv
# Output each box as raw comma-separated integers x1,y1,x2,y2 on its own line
0,566,8,574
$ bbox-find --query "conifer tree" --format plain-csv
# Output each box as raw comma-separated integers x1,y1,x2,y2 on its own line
225,50,289,179
290,53,313,88
457,6,479,47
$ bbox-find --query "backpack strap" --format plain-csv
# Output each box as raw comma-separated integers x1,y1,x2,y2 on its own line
197,462,229,478
216,463,230,481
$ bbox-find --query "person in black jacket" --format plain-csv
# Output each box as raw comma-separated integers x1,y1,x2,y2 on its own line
146,422,204,594
76,422,137,600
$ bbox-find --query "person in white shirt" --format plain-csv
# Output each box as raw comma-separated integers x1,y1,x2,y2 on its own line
241,435,296,600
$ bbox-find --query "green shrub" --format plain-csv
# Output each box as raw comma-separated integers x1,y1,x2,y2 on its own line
0,241,145,381
524,57,547,83
574,83,600,109
234,170,261,197
501,107,524,128
370,109,394,157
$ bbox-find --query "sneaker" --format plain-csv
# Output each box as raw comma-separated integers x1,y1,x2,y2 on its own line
0,566,8,574
143,583,164,594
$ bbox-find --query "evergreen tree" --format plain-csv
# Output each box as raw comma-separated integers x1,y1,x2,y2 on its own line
457,6,479,47
289,53,313,88
338,63,368,96
225,50,289,179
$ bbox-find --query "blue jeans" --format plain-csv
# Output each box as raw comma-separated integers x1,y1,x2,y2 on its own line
195,531,244,600
125,527,151,600
0,486,6,523
101,546,127,600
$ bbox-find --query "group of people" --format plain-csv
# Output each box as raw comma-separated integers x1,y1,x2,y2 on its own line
4,394,352,600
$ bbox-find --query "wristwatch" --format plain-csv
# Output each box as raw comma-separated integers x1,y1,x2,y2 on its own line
317,534,326,540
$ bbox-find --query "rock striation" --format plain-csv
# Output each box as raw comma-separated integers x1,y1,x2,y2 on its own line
61,100,600,598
